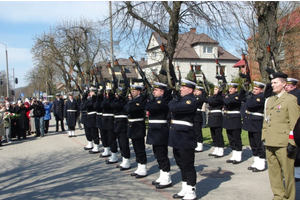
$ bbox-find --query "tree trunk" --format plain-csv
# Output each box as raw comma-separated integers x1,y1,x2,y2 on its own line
255,1,279,82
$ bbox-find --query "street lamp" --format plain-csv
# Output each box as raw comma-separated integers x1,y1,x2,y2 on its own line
0,42,9,97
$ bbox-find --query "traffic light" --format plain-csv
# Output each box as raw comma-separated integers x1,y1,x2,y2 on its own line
15,78,18,84
11,90,15,96
0,79,2,85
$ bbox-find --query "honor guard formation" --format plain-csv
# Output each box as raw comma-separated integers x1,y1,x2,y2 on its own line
1,69,300,200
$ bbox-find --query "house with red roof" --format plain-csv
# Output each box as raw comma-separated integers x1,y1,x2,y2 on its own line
145,28,240,84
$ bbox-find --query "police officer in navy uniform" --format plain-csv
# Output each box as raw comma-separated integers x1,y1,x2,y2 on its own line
53,93,65,132
64,92,79,137
240,81,266,172
206,84,224,157
223,83,243,164
169,79,198,200
93,87,104,152
285,78,300,181
101,88,117,162
80,90,92,150
124,84,148,178
194,86,206,152
82,85,100,154
111,87,131,170
146,82,172,189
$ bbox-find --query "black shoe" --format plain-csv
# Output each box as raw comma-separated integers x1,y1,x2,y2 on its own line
84,147,93,150
131,172,138,176
89,150,100,154
135,174,147,179
226,159,234,163
35,135,40,137
156,183,172,189
232,160,242,164
62,129,66,132
295,178,300,182
152,181,160,185
68,135,72,138
214,155,224,158
252,168,265,172
247,166,254,170
72,135,77,137
120,166,131,171
105,159,118,164
100,154,111,158
208,153,216,156
173,194,184,199
55,130,58,132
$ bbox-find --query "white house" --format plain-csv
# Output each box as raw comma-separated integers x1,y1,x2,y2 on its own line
145,28,240,84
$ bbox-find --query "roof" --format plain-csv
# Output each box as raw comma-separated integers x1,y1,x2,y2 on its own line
233,59,246,67
95,58,146,79
147,31,239,61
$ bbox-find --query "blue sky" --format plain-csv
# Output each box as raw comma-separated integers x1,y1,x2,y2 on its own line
0,1,108,88
0,1,240,89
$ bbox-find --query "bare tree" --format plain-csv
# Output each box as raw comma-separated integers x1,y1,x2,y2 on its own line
31,18,110,92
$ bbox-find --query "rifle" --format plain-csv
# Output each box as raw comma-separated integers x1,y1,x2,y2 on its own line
70,76,83,94
95,65,106,92
129,56,154,99
201,70,211,96
214,55,227,90
150,68,160,82
114,57,130,89
266,40,278,72
177,65,182,85
157,35,179,90
106,60,118,92
239,50,251,91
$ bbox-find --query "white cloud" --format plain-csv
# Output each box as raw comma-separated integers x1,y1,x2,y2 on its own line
0,1,109,23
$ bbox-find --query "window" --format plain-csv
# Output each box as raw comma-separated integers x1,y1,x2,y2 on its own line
203,46,213,54
216,65,226,76
152,51,157,58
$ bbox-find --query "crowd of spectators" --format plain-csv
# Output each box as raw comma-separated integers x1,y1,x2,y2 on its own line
0,96,53,146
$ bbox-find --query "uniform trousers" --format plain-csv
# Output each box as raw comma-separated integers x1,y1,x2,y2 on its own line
153,144,170,172
117,131,130,158
108,130,118,153
248,131,265,158
132,137,147,164
194,121,203,143
100,129,110,147
173,148,196,186
266,146,296,200
226,129,242,151
85,126,99,145
68,126,75,131
210,127,224,147
56,119,65,131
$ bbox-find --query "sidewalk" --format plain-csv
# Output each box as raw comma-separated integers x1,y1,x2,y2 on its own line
0,118,299,200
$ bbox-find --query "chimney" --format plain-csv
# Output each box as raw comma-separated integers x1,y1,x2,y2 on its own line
190,28,196,33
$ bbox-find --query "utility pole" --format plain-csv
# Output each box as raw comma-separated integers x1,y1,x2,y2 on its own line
0,42,9,97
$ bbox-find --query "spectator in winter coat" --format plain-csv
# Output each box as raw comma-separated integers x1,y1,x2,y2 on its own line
43,100,52,134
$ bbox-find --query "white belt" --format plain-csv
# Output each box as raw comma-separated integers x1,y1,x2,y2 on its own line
114,115,128,118
224,111,240,114
87,111,97,115
171,120,193,127
148,120,167,123
102,113,114,117
245,110,264,117
67,110,77,112
128,118,144,122
209,110,222,113
97,113,102,115
197,108,202,112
